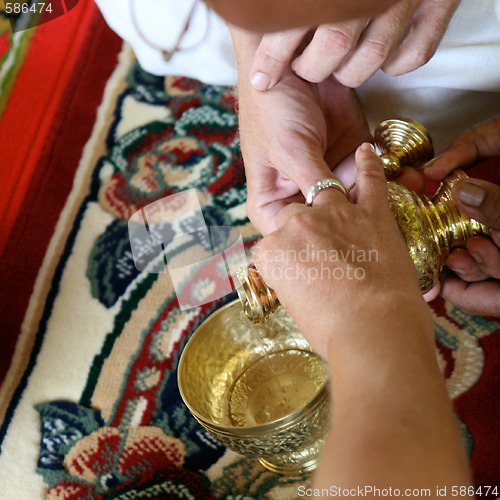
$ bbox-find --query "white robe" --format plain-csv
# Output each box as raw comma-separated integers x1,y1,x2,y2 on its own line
96,0,500,152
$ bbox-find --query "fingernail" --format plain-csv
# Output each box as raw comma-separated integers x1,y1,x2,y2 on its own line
470,251,483,264
449,267,466,275
251,72,272,91
360,142,375,152
457,181,486,207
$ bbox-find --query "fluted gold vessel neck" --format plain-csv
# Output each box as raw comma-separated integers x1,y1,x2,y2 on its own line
431,170,490,247
389,169,491,293
236,267,280,324
234,120,493,319
375,118,434,177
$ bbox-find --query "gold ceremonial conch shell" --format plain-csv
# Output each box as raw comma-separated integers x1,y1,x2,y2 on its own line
237,118,491,323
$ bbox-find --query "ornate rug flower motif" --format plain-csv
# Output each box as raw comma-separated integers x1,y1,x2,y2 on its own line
37,401,213,499
63,426,185,486
97,79,243,222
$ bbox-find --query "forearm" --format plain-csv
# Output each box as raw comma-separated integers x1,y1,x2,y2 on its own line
228,25,261,88
315,295,471,492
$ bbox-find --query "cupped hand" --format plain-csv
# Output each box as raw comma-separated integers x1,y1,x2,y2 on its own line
238,68,371,235
423,115,500,317
249,0,460,90
436,178,500,316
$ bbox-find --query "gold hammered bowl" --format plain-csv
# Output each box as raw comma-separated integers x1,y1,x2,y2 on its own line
178,299,331,474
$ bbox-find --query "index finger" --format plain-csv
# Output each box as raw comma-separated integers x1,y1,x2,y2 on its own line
382,0,460,76
275,176,350,227
250,28,309,91
424,116,500,181
333,0,418,87
291,19,367,83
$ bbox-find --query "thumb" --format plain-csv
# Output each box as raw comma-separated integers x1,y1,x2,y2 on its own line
452,179,500,230
353,143,389,211
249,28,308,91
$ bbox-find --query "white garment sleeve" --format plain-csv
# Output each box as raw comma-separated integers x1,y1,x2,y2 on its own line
95,0,500,151
94,0,238,86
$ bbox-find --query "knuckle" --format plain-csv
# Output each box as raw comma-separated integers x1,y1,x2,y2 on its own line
406,45,435,70
320,26,357,56
260,47,289,66
361,38,391,64
286,211,318,234
357,166,387,184
245,197,259,227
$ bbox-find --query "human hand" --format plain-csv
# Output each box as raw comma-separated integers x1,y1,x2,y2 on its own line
253,143,470,494
239,68,371,235
249,0,461,90
231,27,424,235
423,116,500,317
253,144,431,357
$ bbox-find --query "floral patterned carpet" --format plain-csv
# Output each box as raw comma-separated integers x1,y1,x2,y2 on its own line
0,6,499,499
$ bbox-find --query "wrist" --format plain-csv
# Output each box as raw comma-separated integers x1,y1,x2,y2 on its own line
335,288,433,336
228,25,261,72
321,289,434,358
323,291,437,388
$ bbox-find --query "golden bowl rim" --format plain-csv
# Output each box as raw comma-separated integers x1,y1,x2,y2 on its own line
177,299,330,436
